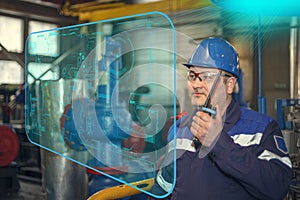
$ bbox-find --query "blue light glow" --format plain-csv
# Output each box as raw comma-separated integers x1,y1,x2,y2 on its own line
211,0,300,16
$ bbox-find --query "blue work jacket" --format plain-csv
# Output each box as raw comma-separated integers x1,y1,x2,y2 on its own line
149,99,292,200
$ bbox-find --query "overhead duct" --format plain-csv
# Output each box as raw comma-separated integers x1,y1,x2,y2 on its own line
60,0,212,22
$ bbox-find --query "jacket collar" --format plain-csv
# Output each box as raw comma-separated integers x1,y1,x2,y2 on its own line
223,99,241,133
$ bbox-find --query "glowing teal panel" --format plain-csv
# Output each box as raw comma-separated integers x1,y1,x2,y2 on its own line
25,12,176,198
211,0,300,16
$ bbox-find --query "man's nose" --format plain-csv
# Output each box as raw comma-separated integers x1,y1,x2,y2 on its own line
193,79,210,92
193,78,206,87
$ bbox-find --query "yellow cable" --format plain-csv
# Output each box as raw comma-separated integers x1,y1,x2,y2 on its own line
88,178,154,200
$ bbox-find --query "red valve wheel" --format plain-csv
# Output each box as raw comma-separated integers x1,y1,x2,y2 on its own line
0,125,19,167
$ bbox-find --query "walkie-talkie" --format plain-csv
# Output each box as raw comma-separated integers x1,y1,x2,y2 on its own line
179,70,223,149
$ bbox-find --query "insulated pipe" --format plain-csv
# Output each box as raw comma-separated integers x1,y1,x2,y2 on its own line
41,149,88,200
38,80,88,200
290,17,298,100
258,16,262,99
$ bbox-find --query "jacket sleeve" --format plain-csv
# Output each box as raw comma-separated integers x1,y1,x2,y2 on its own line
147,164,173,200
209,120,292,200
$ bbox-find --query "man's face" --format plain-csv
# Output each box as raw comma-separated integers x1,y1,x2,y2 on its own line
187,67,222,107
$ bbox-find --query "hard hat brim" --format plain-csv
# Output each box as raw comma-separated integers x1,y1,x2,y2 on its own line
182,63,239,78
182,63,192,68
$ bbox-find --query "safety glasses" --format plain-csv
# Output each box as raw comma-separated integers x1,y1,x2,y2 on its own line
187,70,231,82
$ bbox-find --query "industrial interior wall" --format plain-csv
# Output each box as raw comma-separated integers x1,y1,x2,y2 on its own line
226,23,291,117
261,27,290,119
230,36,254,108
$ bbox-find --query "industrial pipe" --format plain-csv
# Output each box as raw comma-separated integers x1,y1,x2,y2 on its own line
290,16,298,99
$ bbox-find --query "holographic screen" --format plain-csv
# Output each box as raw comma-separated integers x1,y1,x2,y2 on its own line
25,12,177,197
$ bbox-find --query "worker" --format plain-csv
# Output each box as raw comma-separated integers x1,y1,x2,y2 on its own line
15,83,25,121
148,37,292,199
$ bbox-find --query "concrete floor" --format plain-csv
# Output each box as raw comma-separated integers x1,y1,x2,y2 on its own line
1,180,45,200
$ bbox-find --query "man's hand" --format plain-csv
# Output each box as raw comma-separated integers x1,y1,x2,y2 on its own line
190,105,223,148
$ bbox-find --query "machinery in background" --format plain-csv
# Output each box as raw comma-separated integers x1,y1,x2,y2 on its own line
0,84,40,195
60,36,165,199
276,98,300,199
0,124,20,193
25,13,177,198
277,99,300,155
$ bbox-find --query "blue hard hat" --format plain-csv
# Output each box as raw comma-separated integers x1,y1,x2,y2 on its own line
183,37,240,77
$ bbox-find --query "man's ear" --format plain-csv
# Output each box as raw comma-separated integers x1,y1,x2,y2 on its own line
226,77,237,94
